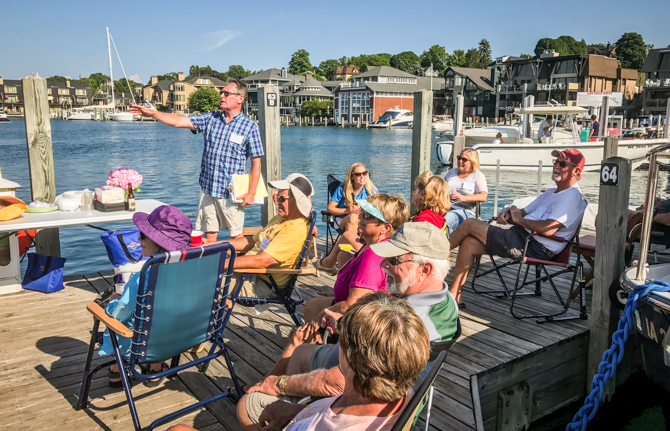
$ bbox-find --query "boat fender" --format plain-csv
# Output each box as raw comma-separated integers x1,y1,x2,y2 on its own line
609,278,627,311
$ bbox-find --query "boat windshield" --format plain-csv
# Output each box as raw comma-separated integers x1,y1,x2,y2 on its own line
378,111,400,122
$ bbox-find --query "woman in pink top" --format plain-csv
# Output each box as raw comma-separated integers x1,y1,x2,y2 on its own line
283,293,430,431
304,194,409,325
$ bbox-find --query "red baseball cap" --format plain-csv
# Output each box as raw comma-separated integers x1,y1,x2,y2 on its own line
551,149,585,179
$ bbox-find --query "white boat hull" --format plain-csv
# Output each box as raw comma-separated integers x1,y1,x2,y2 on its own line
66,112,94,120
436,139,668,171
108,112,134,122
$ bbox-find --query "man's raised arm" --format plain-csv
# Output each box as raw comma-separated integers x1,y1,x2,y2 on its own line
129,104,195,130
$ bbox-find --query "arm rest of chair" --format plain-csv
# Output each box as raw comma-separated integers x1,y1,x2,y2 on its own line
531,231,565,242
86,302,134,338
233,267,318,275
242,226,264,237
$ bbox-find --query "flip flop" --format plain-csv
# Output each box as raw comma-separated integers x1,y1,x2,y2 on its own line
141,362,169,388
313,258,337,276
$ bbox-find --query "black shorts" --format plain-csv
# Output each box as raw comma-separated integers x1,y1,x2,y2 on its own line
485,225,554,260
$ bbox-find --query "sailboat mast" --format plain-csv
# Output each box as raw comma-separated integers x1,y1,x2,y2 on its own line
107,27,115,111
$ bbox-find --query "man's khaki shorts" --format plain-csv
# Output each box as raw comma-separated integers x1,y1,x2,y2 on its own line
231,273,277,299
245,392,301,425
195,191,244,237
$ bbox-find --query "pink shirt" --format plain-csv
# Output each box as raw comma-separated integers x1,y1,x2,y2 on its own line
283,391,412,431
332,240,388,304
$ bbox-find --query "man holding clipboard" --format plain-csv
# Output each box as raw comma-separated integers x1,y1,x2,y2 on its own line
130,78,263,242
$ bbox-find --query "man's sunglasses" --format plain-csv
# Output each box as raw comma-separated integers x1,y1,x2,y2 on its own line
553,159,575,168
220,90,240,97
353,171,368,177
388,256,416,266
275,195,292,204
456,156,471,162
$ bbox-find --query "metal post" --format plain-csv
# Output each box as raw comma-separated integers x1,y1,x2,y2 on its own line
258,85,281,226
536,161,542,196
600,96,610,141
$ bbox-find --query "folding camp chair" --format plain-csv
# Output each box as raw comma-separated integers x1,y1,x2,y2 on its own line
235,209,318,326
75,243,239,431
471,221,588,323
320,175,344,255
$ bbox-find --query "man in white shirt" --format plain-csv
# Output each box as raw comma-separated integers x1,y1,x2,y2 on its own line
537,115,553,140
447,149,587,305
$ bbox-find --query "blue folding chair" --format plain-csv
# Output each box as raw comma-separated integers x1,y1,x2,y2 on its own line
75,243,240,431
235,209,318,326
320,175,343,255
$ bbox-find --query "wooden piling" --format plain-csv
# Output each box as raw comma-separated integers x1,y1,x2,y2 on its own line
311,117,314,127
603,136,619,159
454,95,464,138
410,90,433,204
587,156,632,398
22,75,60,257
453,136,465,163
257,85,281,226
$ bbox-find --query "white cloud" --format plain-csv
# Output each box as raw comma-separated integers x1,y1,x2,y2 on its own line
129,74,141,83
205,30,241,51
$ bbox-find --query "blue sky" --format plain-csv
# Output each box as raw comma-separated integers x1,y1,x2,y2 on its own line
3,0,667,84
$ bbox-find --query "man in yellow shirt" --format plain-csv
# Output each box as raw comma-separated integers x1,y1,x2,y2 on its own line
221,173,313,298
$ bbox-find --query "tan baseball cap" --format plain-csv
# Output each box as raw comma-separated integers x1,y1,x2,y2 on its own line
370,222,450,259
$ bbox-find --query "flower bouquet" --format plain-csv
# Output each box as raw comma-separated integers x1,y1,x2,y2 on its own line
107,167,143,192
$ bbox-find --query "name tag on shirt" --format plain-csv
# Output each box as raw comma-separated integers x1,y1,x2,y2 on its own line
229,133,244,145
260,238,271,251
461,182,475,192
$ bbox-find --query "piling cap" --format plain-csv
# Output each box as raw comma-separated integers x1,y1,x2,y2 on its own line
551,149,584,179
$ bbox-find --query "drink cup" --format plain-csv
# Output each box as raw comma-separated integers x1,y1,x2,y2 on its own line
81,191,94,211
191,230,204,247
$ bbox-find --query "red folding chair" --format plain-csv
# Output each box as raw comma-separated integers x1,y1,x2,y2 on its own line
471,221,588,323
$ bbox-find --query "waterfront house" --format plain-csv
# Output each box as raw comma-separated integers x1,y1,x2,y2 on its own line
334,65,360,80
496,52,637,117
0,78,93,115
0,78,23,115
142,73,226,114
243,68,304,115
640,46,670,116
441,67,496,118
332,65,445,124
280,75,333,117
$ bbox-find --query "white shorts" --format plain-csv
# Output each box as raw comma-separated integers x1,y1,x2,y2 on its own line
195,191,244,237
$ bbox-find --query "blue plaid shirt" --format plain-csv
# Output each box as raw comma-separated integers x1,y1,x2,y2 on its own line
190,112,264,199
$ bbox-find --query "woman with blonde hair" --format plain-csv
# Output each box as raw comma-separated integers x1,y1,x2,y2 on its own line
443,148,488,234
410,171,450,232
327,162,378,234
309,194,408,317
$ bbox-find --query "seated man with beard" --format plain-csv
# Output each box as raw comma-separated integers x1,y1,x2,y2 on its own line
236,222,459,431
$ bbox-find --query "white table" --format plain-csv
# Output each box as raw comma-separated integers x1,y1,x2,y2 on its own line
0,199,165,294
0,199,165,232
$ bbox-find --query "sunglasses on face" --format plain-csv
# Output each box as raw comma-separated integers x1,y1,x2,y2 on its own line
553,159,575,168
388,256,416,266
353,171,368,177
456,156,471,162
360,210,382,223
275,194,292,204
219,90,240,97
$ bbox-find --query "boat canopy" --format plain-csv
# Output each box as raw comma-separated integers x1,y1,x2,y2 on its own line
519,106,588,115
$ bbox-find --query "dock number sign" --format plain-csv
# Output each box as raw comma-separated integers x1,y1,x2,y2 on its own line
600,162,619,186
267,93,277,107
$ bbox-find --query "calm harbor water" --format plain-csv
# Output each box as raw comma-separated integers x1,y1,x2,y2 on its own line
1,118,666,275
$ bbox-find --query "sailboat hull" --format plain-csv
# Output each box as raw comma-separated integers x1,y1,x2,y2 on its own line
108,112,134,122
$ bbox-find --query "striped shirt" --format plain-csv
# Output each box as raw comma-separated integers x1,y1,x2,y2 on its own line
190,111,264,199
405,283,459,343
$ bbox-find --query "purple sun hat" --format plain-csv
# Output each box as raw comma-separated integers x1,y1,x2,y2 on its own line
133,205,192,251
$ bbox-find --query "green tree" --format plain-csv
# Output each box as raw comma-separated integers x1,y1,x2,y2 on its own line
534,36,588,57
154,72,178,82
407,62,424,76
318,59,341,80
447,50,467,68
114,78,140,94
288,49,312,75
227,65,250,79
188,87,221,112
88,72,110,94
189,65,201,77
46,75,69,82
348,53,391,70
519,53,533,59
300,99,333,117
338,56,349,67
463,48,482,68
478,39,492,68
390,51,420,72
420,45,449,74
615,32,647,70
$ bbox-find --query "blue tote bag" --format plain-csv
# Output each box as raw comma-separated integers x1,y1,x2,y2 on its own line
100,229,146,267
22,253,66,293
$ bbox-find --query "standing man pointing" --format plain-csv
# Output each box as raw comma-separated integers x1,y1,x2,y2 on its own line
130,78,263,242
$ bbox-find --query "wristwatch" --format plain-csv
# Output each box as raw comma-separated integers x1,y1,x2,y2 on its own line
277,376,288,396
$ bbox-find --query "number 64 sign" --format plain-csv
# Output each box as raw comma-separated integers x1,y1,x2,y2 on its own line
600,162,619,186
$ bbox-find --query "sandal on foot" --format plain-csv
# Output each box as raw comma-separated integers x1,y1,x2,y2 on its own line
141,363,169,388
107,368,123,388
313,258,337,276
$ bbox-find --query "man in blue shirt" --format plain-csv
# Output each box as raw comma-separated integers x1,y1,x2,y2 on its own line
130,78,263,242
589,114,600,140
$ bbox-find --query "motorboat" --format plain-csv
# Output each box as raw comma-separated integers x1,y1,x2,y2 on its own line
619,142,670,393
368,107,413,129
66,107,95,120
436,106,668,171
432,116,453,132
0,109,10,123
108,111,134,122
